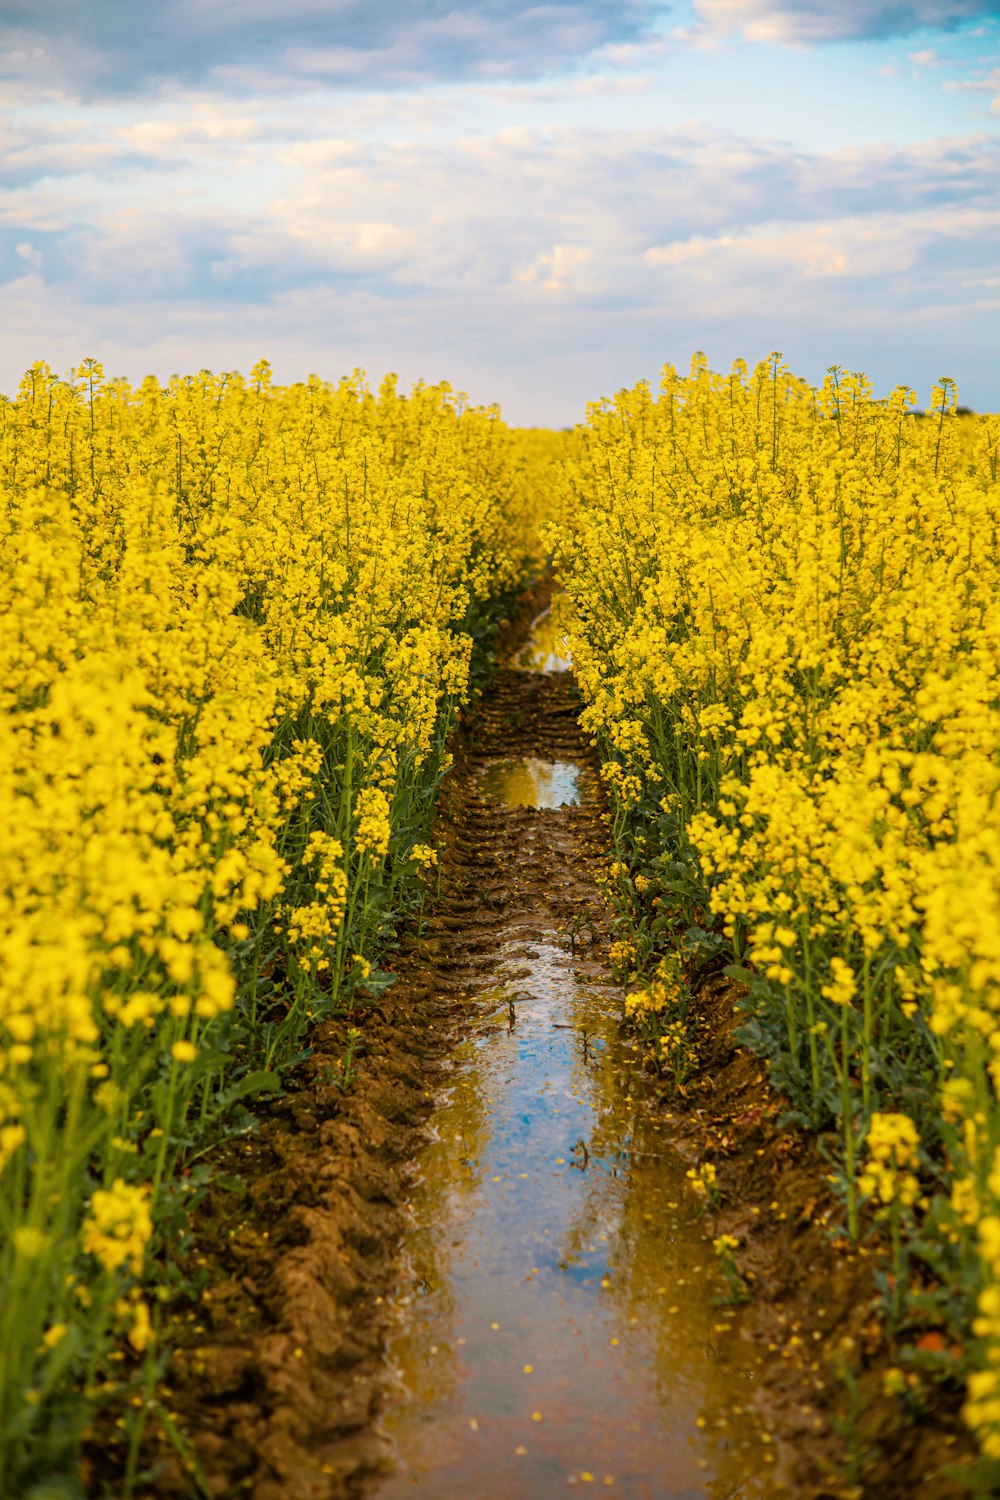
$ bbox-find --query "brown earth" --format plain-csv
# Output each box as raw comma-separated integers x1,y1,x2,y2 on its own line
101,585,977,1500
113,588,617,1500
661,968,977,1499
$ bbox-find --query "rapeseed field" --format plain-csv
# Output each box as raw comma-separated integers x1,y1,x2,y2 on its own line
4,351,1000,1491
0,359,538,1490
546,353,1000,1464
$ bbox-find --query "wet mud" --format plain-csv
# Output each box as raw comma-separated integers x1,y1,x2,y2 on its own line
121,593,975,1500
662,975,976,1500
370,657,777,1499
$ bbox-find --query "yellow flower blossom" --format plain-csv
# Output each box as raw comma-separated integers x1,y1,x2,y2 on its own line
544,352,1000,1464
82,1180,152,1275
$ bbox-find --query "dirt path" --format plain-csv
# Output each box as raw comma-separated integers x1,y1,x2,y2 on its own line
366,657,781,1498
132,656,608,1498
130,618,779,1498
123,600,976,1500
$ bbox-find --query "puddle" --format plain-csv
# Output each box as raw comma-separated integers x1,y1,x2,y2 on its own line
374,940,779,1499
516,608,572,673
478,757,582,809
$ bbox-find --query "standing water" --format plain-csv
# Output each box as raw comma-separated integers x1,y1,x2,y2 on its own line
515,606,573,674
477,757,581,809
371,605,779,1499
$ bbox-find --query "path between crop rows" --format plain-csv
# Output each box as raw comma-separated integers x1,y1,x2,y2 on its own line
136,615,782,1500
366,629,779,1498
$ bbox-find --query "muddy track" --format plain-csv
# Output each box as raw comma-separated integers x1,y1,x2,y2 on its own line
120,615,974,1500
131,657,614,1500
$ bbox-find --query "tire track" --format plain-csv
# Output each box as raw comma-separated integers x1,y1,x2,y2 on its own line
130,629,612,1500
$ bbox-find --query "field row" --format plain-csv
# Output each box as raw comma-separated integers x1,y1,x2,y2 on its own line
3,354,1000,1491
547,356,1000,1473
0,360,545,1491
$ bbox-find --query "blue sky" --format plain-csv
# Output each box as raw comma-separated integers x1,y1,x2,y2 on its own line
1,1,997,423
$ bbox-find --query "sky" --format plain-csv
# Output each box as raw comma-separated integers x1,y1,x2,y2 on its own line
1,1,998,424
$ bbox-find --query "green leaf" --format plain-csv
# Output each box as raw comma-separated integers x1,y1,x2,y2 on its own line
25,1479,87,1500
183,1047,230,1085
212,1172,247,1198
722,964,755,988
357,967,397,998
220,1069,282,1106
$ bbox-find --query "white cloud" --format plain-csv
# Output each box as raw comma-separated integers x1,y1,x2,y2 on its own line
0,1,661,98
694,1,996,45
2,117,998,419
944,63,1000,111
0,115,163,187
515,243,595,292
645,206,1000,291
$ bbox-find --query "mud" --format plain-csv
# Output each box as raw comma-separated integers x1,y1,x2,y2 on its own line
368,674,779,1496
662,972,976,1499
117,589,976,1500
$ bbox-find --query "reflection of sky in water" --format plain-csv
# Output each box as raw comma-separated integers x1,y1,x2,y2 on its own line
516,608,572,673
375,941,778,1499
479,757,582,808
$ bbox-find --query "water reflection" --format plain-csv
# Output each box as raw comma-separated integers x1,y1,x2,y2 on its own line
516,608,572,673
478,757,582,809
375,941,779,1499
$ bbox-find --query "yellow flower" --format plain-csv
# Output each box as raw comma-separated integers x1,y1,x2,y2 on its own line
821,957,856,1008
860,1114,920,1208
82,1180,152,1275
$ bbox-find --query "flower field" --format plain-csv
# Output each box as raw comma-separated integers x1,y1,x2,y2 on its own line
4,350,1000,1494
546,355,1000,1470
0,360,539,1491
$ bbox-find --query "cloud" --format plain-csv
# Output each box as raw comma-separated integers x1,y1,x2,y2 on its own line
2,116,998,420
643,206,1000,291
5,119,999,304
945,63,1000,111
0,1,660,99
254,125,1000,282
908,48,944,67
694,1,997,45
0,116,168,189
